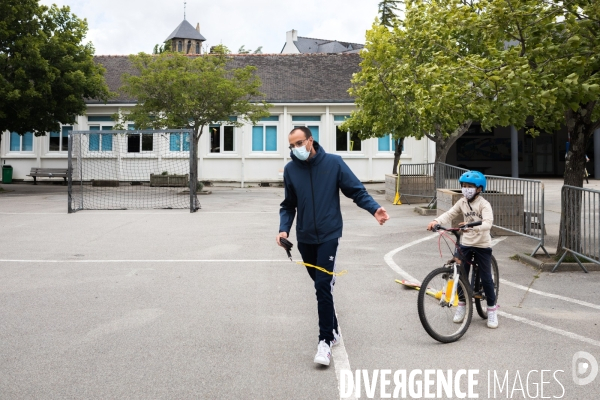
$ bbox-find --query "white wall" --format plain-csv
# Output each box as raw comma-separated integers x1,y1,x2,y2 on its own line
280,30,300,54
1,103,433,184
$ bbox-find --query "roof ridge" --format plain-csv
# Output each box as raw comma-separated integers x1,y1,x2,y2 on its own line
93,53,360,57
296,36,364,46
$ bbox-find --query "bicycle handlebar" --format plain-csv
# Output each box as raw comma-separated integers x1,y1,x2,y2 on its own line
432,221,482,240
433,220,481,231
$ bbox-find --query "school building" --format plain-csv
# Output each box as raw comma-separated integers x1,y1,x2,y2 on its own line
1,21,598,183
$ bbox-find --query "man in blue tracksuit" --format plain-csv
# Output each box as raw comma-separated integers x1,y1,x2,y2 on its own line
276,127,390,366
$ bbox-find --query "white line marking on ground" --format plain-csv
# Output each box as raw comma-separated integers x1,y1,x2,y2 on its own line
490,236,507,246
383,233,438,283
384,234,600,348
498,311,600,348
500,279,600,311
0,212,66,215
332,324,356,400
0,259,286,263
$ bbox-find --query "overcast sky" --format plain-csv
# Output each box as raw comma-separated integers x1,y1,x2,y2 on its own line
39,0,385,55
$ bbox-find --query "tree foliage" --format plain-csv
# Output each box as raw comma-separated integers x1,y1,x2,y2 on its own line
118,52,271,194
377,0,404,172
378,0,401,27
210,44,231,54
237,45,263,54
0,0,110,136
344,1,543,166
119,52,271,138
344,0,599,173
153,41,171,54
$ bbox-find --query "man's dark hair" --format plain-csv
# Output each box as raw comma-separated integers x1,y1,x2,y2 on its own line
290,126,312,139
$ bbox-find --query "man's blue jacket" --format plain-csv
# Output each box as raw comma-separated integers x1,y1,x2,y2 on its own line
279,142,381,244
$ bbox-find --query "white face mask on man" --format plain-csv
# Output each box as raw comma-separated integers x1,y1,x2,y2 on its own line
292,145,311,161
462,187,477,200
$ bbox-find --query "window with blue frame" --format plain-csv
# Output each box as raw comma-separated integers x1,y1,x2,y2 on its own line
292,116,320,142
49,126,72,152
378,134,401,152
252,116,279,152
88,125,113,151
9,132,34,152
170,132,190,152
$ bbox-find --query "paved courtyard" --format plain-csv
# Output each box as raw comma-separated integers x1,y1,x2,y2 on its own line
0,180,599,399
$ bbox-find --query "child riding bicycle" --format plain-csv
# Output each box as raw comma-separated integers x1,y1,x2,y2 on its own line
426,171,498,329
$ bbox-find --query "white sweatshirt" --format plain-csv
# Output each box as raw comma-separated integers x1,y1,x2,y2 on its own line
434,195,494,248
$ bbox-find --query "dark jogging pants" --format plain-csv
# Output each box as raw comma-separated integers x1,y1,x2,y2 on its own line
298,238,340,344
456,245,497,307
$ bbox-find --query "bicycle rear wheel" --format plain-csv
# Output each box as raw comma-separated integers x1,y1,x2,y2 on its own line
475,255,500,319
417,267,473,343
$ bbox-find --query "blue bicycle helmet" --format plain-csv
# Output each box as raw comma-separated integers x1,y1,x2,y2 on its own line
459,170,486,191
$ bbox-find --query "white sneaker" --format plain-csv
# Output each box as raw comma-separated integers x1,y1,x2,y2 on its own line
314,340,331,366
331,330,341,347
453,302,466,323
487,306,499,329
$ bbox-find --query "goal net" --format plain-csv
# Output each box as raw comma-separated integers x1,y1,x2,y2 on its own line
68,129,200,212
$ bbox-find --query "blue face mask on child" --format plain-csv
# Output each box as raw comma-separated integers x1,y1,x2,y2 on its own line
293,145,310,161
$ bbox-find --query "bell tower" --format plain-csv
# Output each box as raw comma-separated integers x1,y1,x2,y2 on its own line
164,7,206,55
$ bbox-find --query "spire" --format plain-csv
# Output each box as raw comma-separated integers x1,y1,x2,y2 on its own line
184,1,187,20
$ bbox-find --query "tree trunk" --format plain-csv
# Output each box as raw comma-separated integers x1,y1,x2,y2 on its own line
189,126,203,213
392,138,404,175
556,101,598,254
430,121,472,190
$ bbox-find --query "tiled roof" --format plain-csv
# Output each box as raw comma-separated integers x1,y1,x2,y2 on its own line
91,53,360,104
164,20,206,42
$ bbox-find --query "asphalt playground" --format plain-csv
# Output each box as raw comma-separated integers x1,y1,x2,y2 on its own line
0,180,599,399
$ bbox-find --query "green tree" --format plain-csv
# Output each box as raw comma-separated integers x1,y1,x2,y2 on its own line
378,0,400,27
379,0,403,174
119,52,271,200
237,45,263,54
479,0,599,254
0,0,110,138
491,0,599,188
343,1,541,177
210,44,230,54
153,41,171,54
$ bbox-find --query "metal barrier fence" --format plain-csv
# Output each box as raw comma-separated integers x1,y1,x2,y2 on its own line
398,163,435,204
435,162,467,191
436,163,548,256
554,185,600,272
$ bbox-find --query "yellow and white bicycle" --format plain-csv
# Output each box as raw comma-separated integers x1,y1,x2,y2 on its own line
416,221,499,343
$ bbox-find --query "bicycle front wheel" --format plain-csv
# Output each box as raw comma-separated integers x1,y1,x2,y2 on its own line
417,267,473,343
475,255,500,319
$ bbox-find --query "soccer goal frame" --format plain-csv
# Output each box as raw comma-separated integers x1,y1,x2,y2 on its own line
68,129,200,213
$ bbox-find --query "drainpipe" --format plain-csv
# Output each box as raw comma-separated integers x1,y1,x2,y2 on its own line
283,106,288,183
594,128,600,180
511,125,519,178
241,125,245,188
